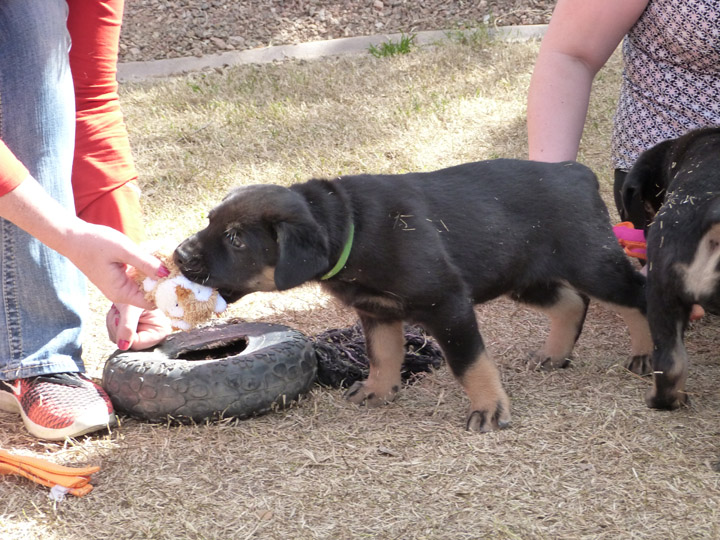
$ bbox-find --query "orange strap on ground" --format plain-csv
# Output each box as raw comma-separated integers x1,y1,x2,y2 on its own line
0,449,100,497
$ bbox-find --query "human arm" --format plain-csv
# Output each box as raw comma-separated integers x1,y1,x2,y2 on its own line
0,175,166,309
527,0,649,162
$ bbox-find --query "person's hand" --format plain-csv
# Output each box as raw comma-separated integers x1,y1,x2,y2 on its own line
106,303,172,351
65,220,170,309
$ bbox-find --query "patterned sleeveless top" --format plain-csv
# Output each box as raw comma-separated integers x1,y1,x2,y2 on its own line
611,0,720,170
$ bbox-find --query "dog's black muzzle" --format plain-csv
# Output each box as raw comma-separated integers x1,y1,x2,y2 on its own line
173,236,207,283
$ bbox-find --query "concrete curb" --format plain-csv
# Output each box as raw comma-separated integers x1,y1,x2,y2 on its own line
117,24,547,82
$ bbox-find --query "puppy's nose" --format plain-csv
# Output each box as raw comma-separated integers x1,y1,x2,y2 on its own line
173,238,197,269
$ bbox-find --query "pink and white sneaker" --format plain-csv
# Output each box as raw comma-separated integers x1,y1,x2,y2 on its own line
0,372,116,440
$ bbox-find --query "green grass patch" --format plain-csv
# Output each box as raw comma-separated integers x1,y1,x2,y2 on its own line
368,32,417,57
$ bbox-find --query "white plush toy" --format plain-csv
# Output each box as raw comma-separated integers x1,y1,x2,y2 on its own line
134,252,227,331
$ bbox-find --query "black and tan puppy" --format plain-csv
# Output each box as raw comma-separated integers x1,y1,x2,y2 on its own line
619,127,720,410
174,159,652,432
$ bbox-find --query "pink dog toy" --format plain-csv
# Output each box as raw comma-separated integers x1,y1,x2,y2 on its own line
613,221,647,260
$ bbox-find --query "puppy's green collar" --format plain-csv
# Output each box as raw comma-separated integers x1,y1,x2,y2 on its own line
321,222,355,280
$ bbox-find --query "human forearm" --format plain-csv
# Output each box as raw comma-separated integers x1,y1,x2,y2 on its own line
527,52,595,162
0,175,84,252
0,176,164,308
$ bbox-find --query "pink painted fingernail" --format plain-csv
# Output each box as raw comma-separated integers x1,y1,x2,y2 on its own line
157,265,170,278
118,340,130,351
114,317,120,327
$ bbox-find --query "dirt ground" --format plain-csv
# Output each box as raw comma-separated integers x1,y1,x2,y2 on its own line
2,10,719,540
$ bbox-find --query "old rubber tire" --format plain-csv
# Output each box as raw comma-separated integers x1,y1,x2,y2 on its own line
102,320,317,423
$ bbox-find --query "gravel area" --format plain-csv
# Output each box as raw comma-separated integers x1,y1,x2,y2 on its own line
119,0,555,63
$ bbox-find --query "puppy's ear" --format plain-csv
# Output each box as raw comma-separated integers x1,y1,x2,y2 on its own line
274,220,329,291
621,139,674,229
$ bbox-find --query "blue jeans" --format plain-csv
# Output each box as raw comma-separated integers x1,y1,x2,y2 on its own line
0,0,88,380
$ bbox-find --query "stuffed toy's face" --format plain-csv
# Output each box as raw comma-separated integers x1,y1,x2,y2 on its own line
134,251,227,331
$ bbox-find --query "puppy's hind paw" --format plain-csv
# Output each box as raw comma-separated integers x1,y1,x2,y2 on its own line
465,401,511,433
626,354,652,376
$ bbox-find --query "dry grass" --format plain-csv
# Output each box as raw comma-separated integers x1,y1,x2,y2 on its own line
2,34,719,540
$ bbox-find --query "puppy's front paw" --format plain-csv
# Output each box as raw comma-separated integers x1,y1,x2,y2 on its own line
528,351,571,371
626,354,652,375
344,380,400,407
646,386,689,410
465,399,511,433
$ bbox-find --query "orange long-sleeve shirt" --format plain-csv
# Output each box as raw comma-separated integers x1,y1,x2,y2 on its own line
68,0,145,244
0,0,145,244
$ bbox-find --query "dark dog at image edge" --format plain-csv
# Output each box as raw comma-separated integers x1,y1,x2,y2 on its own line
175,159,652,432
620,126,720,410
